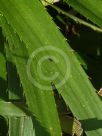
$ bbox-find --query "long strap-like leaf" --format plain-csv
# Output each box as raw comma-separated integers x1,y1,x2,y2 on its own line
0,0,102,136
65,0,102,28
1,16,61,136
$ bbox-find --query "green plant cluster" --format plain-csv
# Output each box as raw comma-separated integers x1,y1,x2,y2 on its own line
0,0,102,136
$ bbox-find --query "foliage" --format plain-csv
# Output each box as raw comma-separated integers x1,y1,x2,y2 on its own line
0,0,102,136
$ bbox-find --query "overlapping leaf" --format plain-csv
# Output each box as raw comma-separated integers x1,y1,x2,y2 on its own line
0,0,102,136
65,0,102,28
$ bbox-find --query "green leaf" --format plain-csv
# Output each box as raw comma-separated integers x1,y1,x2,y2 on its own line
0,0,102,136
1,16,61,136
64,0,102,28
0,100,26,117
5,43,35,136
9,116,35,136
